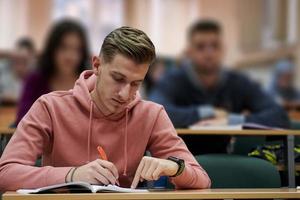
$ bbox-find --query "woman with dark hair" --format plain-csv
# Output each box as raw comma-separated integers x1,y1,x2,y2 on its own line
15,19,90,124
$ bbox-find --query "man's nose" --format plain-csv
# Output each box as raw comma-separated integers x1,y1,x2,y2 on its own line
118,84,131,101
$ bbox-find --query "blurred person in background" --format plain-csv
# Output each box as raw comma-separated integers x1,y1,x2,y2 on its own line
150,19,289,154
142,57,166,98
15,19,90,125
268,59,300,107
0,38,36,105
16,37,37,70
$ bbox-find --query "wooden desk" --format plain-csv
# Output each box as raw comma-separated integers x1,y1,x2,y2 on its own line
177,129,300,136
0,106,16,154
3,189,300,200
0,106,16,129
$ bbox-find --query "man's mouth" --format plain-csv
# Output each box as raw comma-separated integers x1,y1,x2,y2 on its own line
112,98,127,105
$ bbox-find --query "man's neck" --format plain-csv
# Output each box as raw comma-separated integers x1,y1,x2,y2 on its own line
197,72,220,90
90,89,112,116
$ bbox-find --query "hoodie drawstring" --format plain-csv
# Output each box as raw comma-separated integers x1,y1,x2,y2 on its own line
87,101,129,177
123,107,129,176
87,101,94,162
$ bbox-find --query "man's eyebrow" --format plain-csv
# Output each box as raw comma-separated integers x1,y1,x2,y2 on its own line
111,71,126,78
111,71,144,82
133,80,143,84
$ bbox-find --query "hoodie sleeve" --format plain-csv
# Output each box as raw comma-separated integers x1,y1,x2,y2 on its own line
147,107,211,189
0,97,72,192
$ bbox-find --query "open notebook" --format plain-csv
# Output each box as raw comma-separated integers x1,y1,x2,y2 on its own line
17,181,148,194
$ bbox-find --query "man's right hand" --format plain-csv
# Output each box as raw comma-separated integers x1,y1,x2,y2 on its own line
67,159,119,185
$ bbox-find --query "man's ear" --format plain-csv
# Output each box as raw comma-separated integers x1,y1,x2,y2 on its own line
185,43,192,57
92,56,101,76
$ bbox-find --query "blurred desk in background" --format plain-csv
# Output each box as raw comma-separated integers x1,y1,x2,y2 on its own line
0,106,16,128
176,129,300,136
0,106,16,154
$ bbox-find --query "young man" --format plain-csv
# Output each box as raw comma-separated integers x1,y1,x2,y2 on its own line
150,20,290,154
0,27,210,191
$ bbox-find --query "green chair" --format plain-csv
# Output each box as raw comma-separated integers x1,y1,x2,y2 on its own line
291,120,300,130
233,136,266,155
195,154,281,188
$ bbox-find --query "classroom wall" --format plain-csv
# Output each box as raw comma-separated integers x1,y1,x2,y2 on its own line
27,0,52,51
124,0,200,57
0,0,52,51
0,0,29,50
198,0,241,66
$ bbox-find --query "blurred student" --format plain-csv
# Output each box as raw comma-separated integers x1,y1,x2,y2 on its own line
0,26,210,191
16,37,37,70
150,19,290,154
142,57,166,98
268,59,300,106
16,19,90,124
0,38,35,105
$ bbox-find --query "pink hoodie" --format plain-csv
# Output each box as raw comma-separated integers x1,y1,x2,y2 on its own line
0,70,210,191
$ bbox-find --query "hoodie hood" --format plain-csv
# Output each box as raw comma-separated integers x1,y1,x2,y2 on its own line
72,70,141,175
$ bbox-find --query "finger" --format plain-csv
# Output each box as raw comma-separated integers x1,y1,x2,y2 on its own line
144,160,159,180
96,159,119,179
131,158,145,188
140,158,152,180
152,165,162,180
93,171,110,185
95,162,116,184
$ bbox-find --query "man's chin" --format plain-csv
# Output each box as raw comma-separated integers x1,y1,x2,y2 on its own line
107,104,126,115
197,66,219,75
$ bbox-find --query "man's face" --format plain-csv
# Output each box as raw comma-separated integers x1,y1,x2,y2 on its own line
92,54,149,114
187,32,223,75
278,72,294,89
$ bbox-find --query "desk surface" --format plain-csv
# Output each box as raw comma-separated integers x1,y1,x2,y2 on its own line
176,128,300,136
1,128,300,136
3,189,300,200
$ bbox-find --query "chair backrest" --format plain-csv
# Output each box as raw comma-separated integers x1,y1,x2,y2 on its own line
195,154,281,188
291,120,300,130
233,136,266,155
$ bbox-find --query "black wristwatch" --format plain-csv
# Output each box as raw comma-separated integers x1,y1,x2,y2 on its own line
167,156,185,177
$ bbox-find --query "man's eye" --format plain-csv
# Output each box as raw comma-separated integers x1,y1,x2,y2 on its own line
113,76,124,82
131,82,140,87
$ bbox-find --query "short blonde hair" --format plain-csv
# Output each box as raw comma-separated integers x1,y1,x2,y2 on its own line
100,26,156,64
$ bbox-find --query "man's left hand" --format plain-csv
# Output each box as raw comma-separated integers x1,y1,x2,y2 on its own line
131,156,178,188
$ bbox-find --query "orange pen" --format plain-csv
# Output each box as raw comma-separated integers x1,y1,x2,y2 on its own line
97,146,120,186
